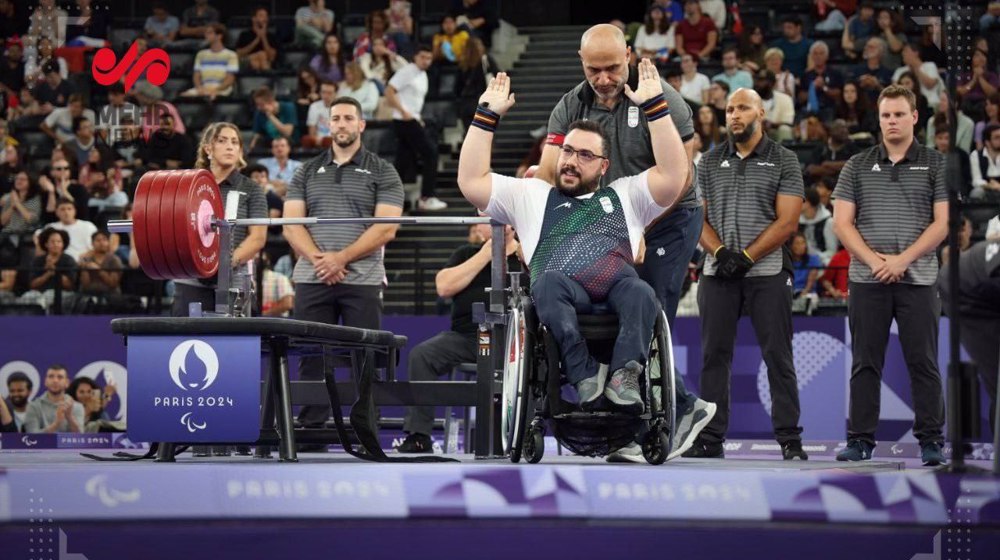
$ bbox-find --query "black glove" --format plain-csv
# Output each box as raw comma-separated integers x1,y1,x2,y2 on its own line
715,247,755,280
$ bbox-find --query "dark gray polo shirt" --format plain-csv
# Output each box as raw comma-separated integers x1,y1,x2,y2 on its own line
546,72,699,209
832,141,946,286
286,146,404,286
698,135,805,278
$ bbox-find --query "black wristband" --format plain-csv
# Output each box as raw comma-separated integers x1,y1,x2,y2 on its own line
640,94,671,122
470,106,500,133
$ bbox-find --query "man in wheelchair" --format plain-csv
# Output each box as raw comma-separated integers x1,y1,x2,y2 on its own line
457,61,687,414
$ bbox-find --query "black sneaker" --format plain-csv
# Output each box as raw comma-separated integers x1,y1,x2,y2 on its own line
396,433,433,453
781,440,809,460
920,442,945,466
681,439,724,458
836,439,873,461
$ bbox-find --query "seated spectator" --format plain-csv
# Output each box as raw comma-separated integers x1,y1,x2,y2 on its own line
698,0,727,32
39,160,88,222
144,3,180,48
763,47,796,99
310,33,346,84
95,82,139,144
971,123,1000,200
273,249,296,279
250,87,298,151
359,37,408,92
296,67,321,109
245,163,283,225
66,0,111,47
664,67,699,117
675,0,717,62
737,25,767,73
22,228,76,310
805,119,859,183
852,37,893,102
926,92,974,154
799,187,837,265
236,6,279,72
178,0,220,47
338,63,379,120
696,104,723,153
295,0,335,50
634,5,675,63
789,232,822,298
433,15,469,65
26,0,67,49
136,85,185,138
939,217,973,266
679,53,710,105
818,244,849,298
135,112,192,170
84,166,128,216
0,171,42,247
386,0,415,54
957,48,999,109
705,80,728,124
181,23,238,100
64,117,97,168
874,9,906,69
258,137,301,195
24,36,67,86
449,0,499,48
895,71,931,137
797,113,828,143
3,371,31,432
78,229,122,296
712,47,752,94
815,176,835,211
47,198,97,261
24,365,84,433
0,143,24,194
261,261,295,317
771,15,813,77
800,41,844,122
756,69,794,142
834,80,877,137
68,376,115,425
456,38,500,125
354,10,398,59
33,61,75,112
0,39,25,99
40,94,95,145
976,93,1000,152
304,80,337,148
814,0,857,32
109,115,142,168
841,0,875,61
892,43,944,111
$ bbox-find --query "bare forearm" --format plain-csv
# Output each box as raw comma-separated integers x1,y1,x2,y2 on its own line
339,224,398,263
700,215,724,255
900,220,948,264
457,127,495,204
833,221,880,266
233,227,267,266
648,114,689,204
745,219,797,261
283,225,322,260
436,247,491,297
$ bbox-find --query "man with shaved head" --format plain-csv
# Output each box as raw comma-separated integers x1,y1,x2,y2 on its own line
535,23,716,463
691,87,807,460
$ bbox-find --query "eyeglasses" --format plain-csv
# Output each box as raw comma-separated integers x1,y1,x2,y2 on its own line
559,145,607,164
53,166,69,171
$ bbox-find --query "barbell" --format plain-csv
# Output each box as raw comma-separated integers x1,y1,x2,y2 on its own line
108,170,492,280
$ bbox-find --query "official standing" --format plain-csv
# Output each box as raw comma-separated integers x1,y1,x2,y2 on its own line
536,23,716,462
832,85,948,466
693,88,807,460
283,97,404,448
172,122,268,316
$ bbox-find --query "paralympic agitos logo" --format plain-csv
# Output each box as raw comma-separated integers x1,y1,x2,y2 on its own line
91,41,171,92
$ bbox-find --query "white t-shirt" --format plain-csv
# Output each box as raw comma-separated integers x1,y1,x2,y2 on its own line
483,170,668,264
680,72,711,104
48,219,98,261
387,62,428,120
891,61,944,108
43,107,97,144
634,24,675,55
294,6,335,29
306,100,331,137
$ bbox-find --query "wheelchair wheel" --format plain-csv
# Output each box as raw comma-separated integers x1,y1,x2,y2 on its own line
524,425,545,464
642,427,670,465
502,298,533,463
649,310,677,459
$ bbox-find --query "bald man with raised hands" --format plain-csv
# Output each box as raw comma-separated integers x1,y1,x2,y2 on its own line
690,87,807,461
458,62,687,431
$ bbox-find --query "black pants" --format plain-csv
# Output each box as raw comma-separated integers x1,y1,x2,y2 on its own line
402,330,477,436
697,273,803,445
847,282,944,446
294,282,383,427
171,283,216,317
960,316,1000,437
532,269,658,385
393,119,438,197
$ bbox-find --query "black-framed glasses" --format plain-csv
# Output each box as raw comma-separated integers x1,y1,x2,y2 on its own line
560,145,607,164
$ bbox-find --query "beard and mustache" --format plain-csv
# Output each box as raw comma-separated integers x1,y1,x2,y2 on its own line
333,130,359,147
728,117,759,144
555,163,601,197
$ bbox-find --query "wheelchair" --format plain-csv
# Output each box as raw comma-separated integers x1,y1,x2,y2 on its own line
501,278,678,465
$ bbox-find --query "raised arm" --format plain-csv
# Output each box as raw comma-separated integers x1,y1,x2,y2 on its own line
457,72,516,210
623,59,687,207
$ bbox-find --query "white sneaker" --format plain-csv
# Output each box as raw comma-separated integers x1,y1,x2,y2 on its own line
605,441,644,463
666,398,717,461
418,196,448,211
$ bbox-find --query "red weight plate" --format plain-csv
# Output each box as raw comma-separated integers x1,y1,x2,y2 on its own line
143,172,170,280
179,169,222,278
172,170,201,278
156,171,186,278
132,172,165,279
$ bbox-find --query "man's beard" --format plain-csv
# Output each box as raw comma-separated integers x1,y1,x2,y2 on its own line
757,86,773,99
333,130,359,147
555,165,600,197
589,79,624,102
729,119,758,144
10,396,27,408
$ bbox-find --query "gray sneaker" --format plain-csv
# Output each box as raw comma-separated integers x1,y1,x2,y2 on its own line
575,363,608,410
666,399,717,460
605,360,643,413
605,441,644,463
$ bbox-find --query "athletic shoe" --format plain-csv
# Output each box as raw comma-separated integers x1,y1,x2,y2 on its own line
396,433,433,453
666,399,717,460
604,360,643,413
781,440,809,460
681,438,724,458
418,196,448,211
575,364,608,411
920,442,945,466
835,439,873,461
605,441,644,463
